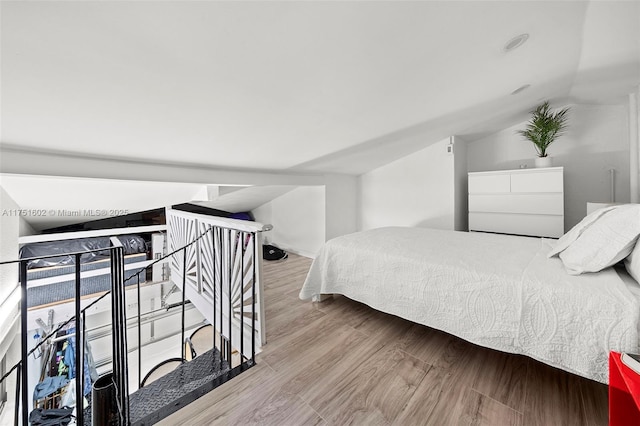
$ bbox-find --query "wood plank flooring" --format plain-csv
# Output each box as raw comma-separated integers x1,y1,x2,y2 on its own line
158,253,608,425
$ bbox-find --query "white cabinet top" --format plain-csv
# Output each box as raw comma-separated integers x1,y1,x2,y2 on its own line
468,166,563,176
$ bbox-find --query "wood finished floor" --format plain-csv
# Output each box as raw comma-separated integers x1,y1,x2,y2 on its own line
158,253,608,426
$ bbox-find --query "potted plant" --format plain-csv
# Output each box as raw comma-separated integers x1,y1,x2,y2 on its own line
517,101,570,168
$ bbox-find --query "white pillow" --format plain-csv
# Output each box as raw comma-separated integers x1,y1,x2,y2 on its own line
547,205,620,258
625,240,640,283
558,204,640,275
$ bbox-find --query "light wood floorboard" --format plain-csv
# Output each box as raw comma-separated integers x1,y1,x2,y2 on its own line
159,253,608,425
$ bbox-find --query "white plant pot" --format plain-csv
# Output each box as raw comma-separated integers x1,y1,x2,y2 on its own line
535,156,552,168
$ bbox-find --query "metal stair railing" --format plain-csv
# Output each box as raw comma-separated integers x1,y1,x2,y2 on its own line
0,214,268,425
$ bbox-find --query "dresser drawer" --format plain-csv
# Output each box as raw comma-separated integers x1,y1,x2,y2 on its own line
468,174,510,194
510,170,563,193
469,193,563,215
469,212,564,238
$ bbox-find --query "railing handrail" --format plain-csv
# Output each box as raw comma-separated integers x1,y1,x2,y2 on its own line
166,208,271,234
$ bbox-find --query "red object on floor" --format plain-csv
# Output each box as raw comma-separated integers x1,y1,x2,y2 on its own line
609,351,640,425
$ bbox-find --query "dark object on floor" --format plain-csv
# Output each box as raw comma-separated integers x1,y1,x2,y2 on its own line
91,373,118,426
263,244,288,261
29,407,73,425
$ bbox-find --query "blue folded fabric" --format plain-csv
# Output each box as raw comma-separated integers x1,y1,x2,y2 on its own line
29,407,73,426
33,376,69,400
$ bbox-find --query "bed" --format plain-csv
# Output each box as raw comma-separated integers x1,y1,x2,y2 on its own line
300,222,640,384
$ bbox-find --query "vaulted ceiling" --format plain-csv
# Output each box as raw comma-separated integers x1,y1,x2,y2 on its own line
2,1,638,176
1,1,638,230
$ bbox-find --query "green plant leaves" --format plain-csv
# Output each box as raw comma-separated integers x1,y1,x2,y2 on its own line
517,101,570,157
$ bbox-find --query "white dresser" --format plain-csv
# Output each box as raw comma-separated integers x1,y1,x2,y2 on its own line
468,167,564,238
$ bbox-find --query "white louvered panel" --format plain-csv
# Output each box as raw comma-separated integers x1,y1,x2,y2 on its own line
167,212,199,291
468,174,510,194
468,193,563,215
469,212,564,238
167,208,266,357
197,222,218,304
510,170,563,193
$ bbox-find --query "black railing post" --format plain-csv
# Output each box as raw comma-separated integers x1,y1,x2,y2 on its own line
219,229,223,354
82,309,86,422
212,227,216,353
74,254,84,426
120,246,130,425
110,248,120,421
137,272,142,388
19,260,28,426
240,231,244,362
228,229,232,365
110,245,129,425
181,248,187,362
14,363,21,426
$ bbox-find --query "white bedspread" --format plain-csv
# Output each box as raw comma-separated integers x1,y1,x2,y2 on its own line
299,227,640,383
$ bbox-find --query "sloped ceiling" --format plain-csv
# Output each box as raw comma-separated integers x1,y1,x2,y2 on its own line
191,185,297,213
2,1,638,177
0,174,210,230
0,173,297,230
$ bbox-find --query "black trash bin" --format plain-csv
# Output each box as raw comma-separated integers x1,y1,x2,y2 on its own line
91,373,118,426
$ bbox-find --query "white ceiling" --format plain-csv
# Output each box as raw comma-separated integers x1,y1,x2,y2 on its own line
2,1,638,176
1,1,638,230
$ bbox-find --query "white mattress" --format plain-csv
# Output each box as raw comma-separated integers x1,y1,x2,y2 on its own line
299,227,640,383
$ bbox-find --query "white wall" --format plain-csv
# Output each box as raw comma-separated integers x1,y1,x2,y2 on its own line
359,137,456,231
453,136,468,231
0,187,20,302
467,103,630,230
252,186,326,258
0,187,21,425
630,89,640,202
0,333,19,426
324,174,358,241
19,218,35,237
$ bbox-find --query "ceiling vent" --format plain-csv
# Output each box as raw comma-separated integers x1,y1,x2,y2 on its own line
504,34,529,52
